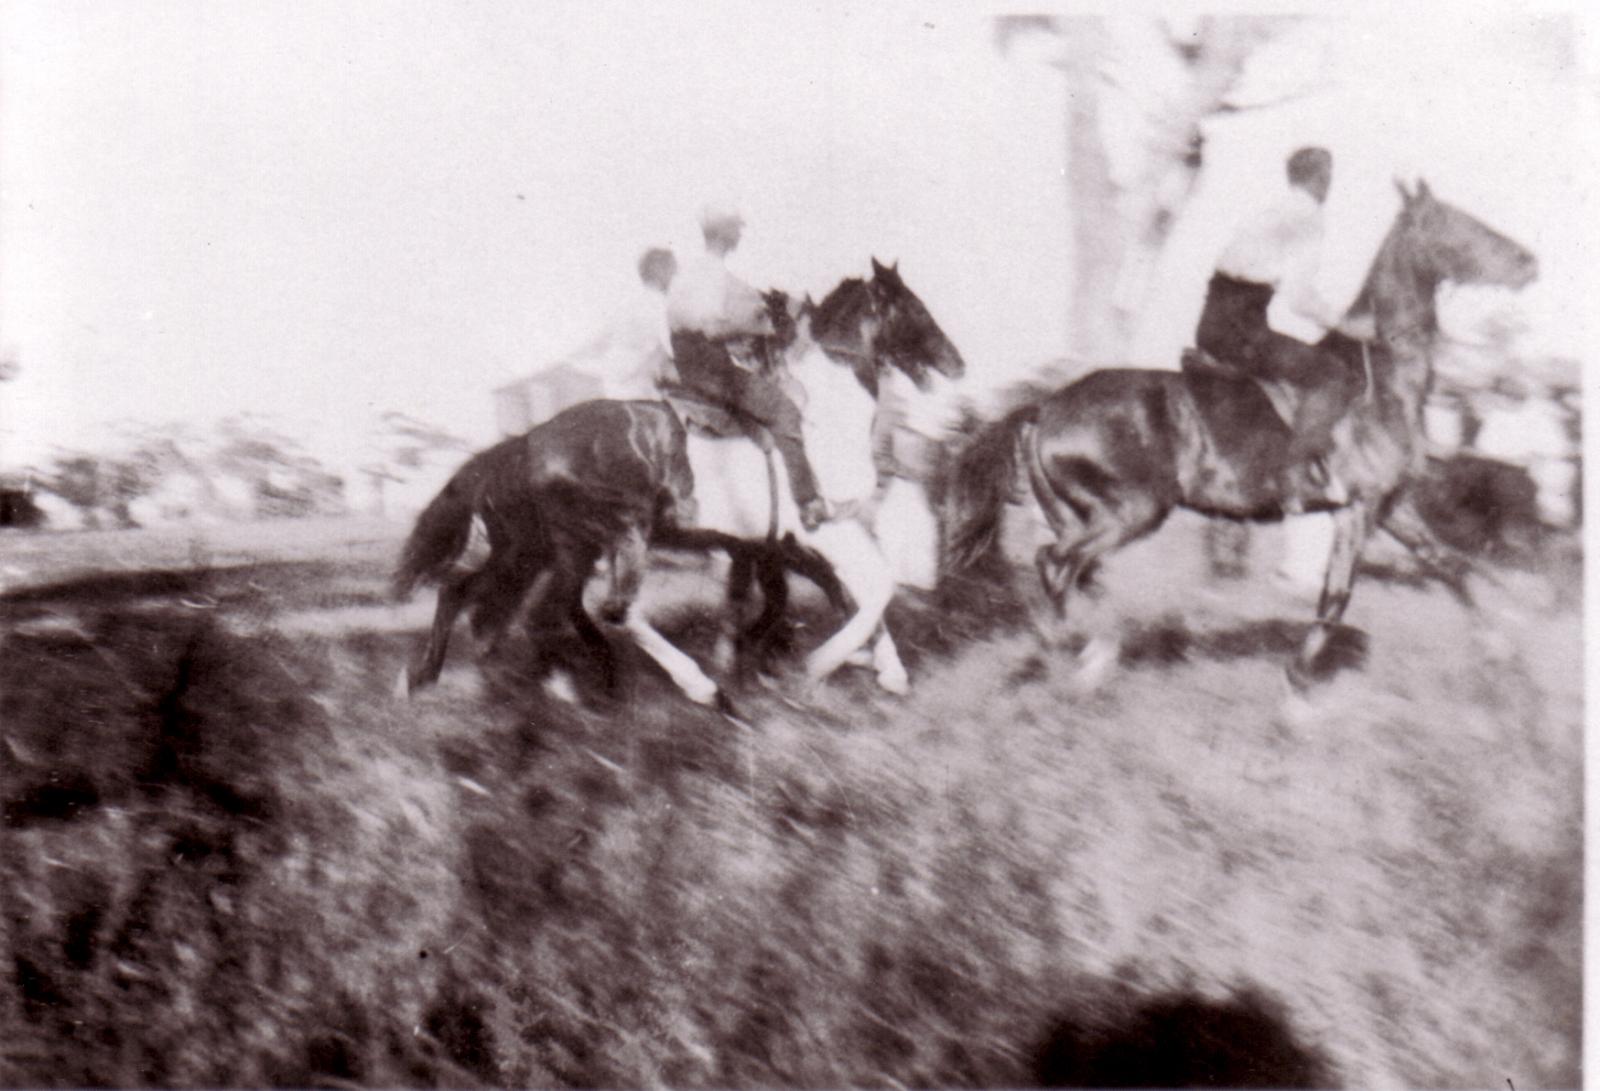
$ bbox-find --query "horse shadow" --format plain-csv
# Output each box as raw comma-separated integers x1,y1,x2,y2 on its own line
1119,615,1369,681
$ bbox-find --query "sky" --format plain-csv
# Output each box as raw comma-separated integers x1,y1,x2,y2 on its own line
0,3,1595,476
0,2,1070,472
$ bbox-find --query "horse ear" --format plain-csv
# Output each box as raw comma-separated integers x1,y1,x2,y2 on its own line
1415,179,1432,201
871,257,889,279
1394,178,1414,205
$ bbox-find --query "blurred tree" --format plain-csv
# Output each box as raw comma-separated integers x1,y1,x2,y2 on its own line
0,349,29,525
38,452,147,529
376,411,471,472
212,414,346,519
997,15,1295,360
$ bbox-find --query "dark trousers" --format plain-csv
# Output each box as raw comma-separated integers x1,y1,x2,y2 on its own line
670,330,822,507
1195,274,1360,461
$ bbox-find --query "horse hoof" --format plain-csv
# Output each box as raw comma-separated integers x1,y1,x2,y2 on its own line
543,670,580,705
876,666,910,696
677,675,720,706
1070,636,1118,694
1279,677,1318,729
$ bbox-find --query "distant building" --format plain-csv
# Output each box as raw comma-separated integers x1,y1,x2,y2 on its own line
492,362,605,437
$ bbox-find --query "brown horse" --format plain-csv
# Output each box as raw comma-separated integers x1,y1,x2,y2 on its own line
394,398,693,695
395,260,963,705
944,181,1537,689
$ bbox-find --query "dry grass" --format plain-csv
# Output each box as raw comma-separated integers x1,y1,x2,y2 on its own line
0,512,1581,1088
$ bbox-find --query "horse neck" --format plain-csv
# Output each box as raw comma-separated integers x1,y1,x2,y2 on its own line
809,279,874,357
1365,228,1442,423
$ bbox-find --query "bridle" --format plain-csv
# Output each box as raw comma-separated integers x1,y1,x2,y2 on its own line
813,280,890,368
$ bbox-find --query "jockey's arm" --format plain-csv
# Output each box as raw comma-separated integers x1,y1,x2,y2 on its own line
1273,226,1349,338
719,274,775,339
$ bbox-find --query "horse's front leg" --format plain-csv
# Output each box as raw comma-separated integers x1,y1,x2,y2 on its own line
843,622,910,694
801,521,896,689
1288,500,1372,691
1378,489,1479,608
713,547,756,675
618,602,722,706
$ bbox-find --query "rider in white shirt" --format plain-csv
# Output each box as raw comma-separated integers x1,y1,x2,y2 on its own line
667,204,829,530
1196,147,1366,491
595,247,678,401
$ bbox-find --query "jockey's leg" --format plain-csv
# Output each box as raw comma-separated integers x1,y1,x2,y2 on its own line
726,368,826,529
1258,332,1359,487
1284,349,1362,468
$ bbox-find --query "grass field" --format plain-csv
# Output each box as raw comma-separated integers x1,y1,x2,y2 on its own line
0,510,1582,1088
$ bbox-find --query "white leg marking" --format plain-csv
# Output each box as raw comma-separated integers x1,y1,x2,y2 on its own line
623,607,720,705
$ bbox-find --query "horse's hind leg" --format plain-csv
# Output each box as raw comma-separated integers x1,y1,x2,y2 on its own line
405,568,479,694
1031,483,1168,687
523,544,615,697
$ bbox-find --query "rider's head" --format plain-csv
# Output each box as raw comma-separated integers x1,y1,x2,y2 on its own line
699,202,745,255
1287,146,1333,204
637,247,677,293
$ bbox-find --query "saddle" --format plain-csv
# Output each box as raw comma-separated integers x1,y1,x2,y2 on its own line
1180,347,1299,433
659,381,783,539
658,381,775,452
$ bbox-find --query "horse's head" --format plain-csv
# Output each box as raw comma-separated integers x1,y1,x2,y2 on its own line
868,257,967,389
1395,179,1538,291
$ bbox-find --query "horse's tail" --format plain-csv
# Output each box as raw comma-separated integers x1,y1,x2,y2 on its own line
392,444,505,599
944,404,1037,574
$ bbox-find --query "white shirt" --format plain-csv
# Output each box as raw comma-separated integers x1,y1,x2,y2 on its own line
1216,186,1343,343
571,285,675,400
666,250,768,339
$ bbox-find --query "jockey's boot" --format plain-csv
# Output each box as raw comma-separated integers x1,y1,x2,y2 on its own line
800,497,830,532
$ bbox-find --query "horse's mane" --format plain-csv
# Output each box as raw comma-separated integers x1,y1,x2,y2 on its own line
809,277,871,344
1343,186,1438,337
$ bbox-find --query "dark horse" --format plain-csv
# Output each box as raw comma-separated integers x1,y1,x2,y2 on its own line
395,258,963,703
394,398,693,695
944,181,1537,689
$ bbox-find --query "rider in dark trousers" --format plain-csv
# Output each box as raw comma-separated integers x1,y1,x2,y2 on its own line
1195,146,1369,495
667,203,830,530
